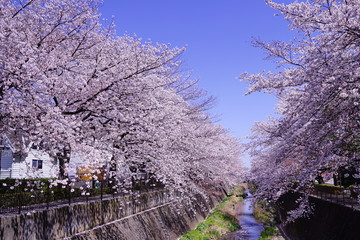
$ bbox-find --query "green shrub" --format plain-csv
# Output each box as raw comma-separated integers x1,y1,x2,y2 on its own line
254,201,284,239
180,188,242,240
0,178,115,209
258,226,280,240
0,178,56,194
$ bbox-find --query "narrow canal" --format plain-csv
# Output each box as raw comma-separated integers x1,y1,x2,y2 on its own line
224,190,264,240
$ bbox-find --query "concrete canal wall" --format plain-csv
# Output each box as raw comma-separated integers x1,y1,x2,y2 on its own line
277,192,360,240
0,189,226,240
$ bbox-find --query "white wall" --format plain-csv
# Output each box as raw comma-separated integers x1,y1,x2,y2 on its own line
11,149,58,179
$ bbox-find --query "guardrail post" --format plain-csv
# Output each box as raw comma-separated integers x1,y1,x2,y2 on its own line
46,181,50,209
68,184,71,206
336,189,338,203
100,180,103,201
17,191,21,214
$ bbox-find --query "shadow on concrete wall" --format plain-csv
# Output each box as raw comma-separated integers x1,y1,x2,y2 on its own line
277,192,360,240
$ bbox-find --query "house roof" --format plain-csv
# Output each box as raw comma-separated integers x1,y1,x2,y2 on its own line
0,134,15,152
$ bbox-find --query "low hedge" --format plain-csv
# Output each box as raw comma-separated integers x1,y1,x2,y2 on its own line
313,184,344,195
0,178,115,209
0,178,56,194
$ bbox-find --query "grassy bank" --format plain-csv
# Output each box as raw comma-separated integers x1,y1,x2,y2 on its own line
253,201,284,240
180,185,246,240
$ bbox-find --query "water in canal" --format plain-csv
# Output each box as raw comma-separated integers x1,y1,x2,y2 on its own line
223,190,264,240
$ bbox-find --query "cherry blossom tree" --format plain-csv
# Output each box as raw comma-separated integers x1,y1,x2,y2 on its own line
241,0,360,220
0,0,243,199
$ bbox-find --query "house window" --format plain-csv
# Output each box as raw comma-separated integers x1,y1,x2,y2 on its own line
32,159,43,169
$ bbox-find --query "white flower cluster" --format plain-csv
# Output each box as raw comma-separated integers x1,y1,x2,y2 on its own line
241,0,360,219
0,0,243,199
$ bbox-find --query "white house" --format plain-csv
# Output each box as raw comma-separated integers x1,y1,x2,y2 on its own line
0,135,59,179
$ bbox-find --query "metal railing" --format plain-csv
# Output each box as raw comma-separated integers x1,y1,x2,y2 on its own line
0,180,163,215
311,184,359,210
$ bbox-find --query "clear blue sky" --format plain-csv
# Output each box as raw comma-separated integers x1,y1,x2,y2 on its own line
99,0,295,167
